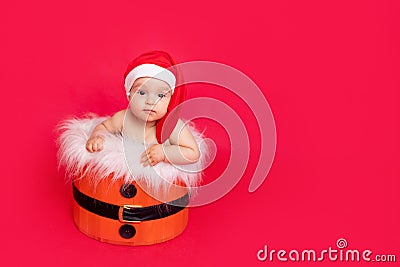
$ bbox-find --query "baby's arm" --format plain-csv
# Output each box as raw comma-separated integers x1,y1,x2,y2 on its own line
141,119,200,166
86,110,125,152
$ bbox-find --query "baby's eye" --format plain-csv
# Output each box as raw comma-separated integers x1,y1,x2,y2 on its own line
158,93,166,98
137,90,145,95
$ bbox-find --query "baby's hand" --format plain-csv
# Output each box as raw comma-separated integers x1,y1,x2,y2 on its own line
141,144,166,166
86,135,104,153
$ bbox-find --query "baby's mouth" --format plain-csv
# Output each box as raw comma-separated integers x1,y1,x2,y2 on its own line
143,109,156,113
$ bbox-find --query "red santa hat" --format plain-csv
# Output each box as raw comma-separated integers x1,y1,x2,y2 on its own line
123,51,187,144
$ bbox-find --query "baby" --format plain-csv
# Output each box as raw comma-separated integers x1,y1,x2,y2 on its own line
85,51,200,167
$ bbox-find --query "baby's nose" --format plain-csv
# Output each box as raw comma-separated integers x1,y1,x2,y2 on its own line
145,95,158,105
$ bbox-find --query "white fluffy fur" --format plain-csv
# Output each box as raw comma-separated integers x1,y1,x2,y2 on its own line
56,114,209,192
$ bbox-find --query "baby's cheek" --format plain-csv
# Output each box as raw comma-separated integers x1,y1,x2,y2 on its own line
159,110,168,118
159,104,169,116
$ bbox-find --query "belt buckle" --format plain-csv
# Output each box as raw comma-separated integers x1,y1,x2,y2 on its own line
118,204,142,223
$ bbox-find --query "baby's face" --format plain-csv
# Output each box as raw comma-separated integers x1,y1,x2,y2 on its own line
128,77,172,123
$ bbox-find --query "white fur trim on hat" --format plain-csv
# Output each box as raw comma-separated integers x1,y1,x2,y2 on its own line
124,63,176,96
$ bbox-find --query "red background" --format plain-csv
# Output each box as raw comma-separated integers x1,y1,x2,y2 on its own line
1,0,399,266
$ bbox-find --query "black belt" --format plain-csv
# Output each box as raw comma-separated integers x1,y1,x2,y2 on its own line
72,182,189,223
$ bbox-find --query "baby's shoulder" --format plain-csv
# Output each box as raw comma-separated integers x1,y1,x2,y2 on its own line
168,119,189,143
105,110,126,132
111,109,127,120
170,118,185,132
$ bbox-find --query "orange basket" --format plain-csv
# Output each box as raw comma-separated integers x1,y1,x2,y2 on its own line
72,172,189,246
